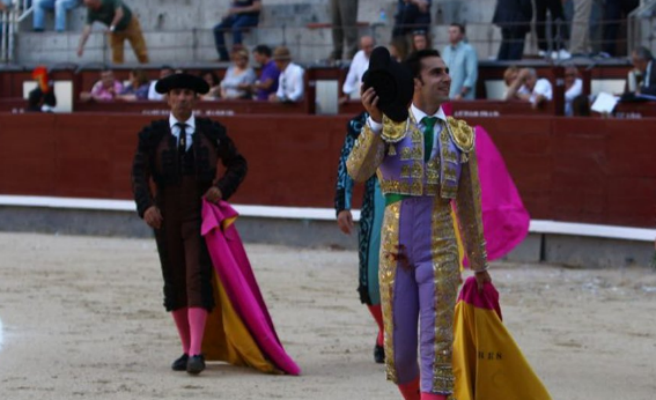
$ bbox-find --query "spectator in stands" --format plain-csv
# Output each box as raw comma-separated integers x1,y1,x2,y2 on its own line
502,66,519,99
33,0,81,32
569,0,593,56
213,0,262,62
269,46,305,103
535,0,571,59
442,23,478,100
493,0,533,60
200,71,222,100
564,65,583,116
340,35,374,103
251,44,280,101
630,46,656,96
392,0,431,39
77,0,149,64
0,0,9,41
27,67,57,112
505,68,553,109
80,68,123,102
148,65,174,101
603,0,639,57
220,48,257,99
329,0,359,61
389,36,408,62
411,31,429,53
117,68,150,101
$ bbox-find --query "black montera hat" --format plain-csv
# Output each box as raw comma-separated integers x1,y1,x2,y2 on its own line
362,46,414,122
155,73,210,95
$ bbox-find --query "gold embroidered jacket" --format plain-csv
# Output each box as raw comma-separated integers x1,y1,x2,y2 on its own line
346,114,488,271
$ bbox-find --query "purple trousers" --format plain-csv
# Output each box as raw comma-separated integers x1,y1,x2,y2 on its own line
380,196,460,395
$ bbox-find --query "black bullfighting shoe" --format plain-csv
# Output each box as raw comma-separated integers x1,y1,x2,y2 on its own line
187,354,206,375
374,344,385,364
171,354,189,371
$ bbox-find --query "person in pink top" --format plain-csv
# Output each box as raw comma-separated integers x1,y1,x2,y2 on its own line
88,69,123,101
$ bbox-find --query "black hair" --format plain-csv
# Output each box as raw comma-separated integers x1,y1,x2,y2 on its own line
634,46,653,61
161,64,174,72
403,49,441,79
253,45,272,58
450,23,466,35
199,70,220,86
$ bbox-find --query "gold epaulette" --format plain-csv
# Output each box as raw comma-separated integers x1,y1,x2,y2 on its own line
381,114,408,143
446,116,475,153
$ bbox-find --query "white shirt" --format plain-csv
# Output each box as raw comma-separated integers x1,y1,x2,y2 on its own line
148,81,164,101
169,113,196,151
342,50,370,96
643,61,653,88
518,78,553,105
368,104,447,159
276,62,305,102
565,78,583,116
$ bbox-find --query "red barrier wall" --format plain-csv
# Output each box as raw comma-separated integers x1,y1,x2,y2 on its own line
0,113,655,227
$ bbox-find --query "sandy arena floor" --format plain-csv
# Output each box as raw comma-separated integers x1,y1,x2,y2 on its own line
0,232,655,400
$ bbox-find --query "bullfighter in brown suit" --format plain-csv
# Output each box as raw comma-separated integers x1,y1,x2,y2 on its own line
131,73,247,375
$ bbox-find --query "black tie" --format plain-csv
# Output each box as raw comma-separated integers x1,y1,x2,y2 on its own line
176,122,188,154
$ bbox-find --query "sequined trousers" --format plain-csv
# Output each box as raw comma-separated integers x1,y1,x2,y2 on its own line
380,195,460,396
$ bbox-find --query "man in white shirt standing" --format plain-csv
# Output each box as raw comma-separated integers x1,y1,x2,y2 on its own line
442,23,478,100
270,46,305,103
505,68,553,108
340,35,375,102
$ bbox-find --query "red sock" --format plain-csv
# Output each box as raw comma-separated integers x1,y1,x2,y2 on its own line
397,377,420,400
420,393,447,400
187,307,208,356
171,308,190,354
367,304,384,346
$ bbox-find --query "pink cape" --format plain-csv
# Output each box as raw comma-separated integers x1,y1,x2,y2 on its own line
201,200,301,376
443,102,530,261
474,125,530,261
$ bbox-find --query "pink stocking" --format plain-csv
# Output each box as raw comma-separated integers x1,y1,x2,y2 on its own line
188,307,208,356
171,308,190,355
397,377,420,400
367,304,384,346
420,393,447,400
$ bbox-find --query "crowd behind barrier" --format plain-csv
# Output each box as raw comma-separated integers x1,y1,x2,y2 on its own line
2,59,653,118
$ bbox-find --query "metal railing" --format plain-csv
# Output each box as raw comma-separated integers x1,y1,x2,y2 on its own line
0,0,33,62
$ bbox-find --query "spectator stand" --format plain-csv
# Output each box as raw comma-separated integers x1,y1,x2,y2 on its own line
2,61,654,118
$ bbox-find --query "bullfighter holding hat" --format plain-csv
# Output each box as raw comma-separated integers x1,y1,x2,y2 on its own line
347,47,492,400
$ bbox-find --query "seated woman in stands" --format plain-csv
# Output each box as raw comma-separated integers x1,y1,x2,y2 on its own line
504,67,553,109
79,68,123,102
200,70,222,100
220,48,257,99
117,68,150,101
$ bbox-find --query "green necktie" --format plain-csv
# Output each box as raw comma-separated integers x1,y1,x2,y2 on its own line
422,116,438,162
